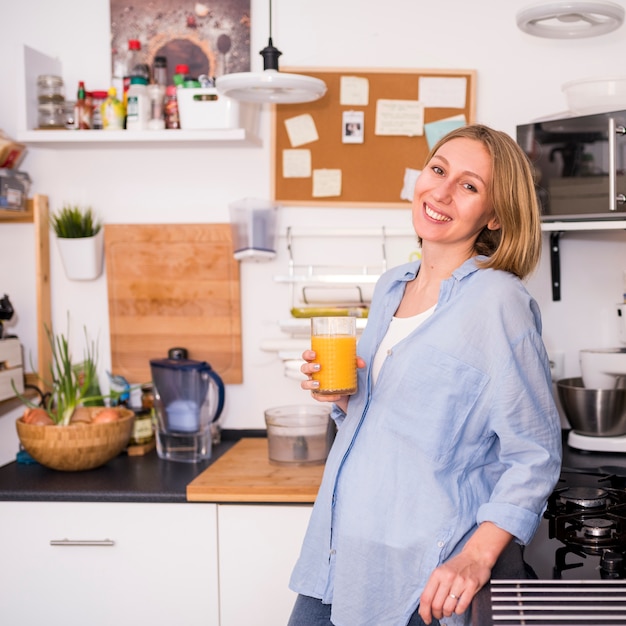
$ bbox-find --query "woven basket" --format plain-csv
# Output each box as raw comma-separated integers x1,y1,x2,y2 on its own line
16,407,135,471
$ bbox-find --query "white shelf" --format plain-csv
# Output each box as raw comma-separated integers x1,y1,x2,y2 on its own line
16,127,260,147
18,45,260,148
541,220,626,232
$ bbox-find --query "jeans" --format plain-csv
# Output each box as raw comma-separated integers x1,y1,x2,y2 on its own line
287,594,440,626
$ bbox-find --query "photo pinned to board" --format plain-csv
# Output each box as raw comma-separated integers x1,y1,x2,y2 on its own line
342,110,365,144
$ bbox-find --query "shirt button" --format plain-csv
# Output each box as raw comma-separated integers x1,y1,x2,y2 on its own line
330,549,336,555
387,349,392,356
437,541,444,548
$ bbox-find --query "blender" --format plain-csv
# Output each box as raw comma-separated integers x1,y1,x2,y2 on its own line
150,348,225,462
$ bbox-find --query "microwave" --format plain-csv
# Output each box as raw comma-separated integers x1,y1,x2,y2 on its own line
516,110,626,221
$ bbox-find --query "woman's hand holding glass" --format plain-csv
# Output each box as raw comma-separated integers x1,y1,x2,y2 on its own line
300,349,366,413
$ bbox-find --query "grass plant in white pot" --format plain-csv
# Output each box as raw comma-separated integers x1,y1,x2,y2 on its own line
51,204,104,280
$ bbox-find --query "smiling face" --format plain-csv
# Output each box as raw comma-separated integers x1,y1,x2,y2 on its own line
412,136,500,257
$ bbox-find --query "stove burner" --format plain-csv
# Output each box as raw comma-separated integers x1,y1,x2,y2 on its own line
559,487,609,509
583,517,615,538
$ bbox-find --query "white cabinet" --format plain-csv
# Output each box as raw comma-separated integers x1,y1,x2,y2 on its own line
218,504,312,626
0,501,219,626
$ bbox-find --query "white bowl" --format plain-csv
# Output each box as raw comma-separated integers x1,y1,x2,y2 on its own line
562,76,626,115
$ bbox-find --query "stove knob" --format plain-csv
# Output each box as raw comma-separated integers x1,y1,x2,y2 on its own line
600,549,624,576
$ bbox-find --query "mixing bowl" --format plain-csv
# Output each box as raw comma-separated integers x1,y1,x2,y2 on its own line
562,76,626,115
264,404,334,466
557,377,626,437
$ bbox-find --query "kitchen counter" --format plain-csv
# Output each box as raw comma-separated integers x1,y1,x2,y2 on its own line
0,430,263,503
1,429,624,505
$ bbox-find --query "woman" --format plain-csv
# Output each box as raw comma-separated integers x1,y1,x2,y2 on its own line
288,124,562,626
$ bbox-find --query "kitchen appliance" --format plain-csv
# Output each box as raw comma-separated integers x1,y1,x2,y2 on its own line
471,461,626,624
150,348,225,463
516,109,626,221
557,344,626,453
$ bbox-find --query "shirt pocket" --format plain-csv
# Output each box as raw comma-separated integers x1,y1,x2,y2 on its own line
380,345,489,462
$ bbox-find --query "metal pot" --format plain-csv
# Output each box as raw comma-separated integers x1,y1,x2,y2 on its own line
557,377,626,437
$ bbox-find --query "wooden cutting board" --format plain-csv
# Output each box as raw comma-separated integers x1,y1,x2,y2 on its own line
186,438,324,503
105,224,242,385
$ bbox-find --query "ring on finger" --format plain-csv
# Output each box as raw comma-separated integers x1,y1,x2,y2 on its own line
449,593,460,600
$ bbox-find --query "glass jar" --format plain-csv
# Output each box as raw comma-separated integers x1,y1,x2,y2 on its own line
129,383,155,447
37,74,65,104
37,102,66,129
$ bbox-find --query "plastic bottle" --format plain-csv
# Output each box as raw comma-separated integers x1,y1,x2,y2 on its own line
164,85,180,129
123,39,150,106
74,81,92,130
153,56,167,87
173,64,189,87
100,87,125,130
126,77,150,130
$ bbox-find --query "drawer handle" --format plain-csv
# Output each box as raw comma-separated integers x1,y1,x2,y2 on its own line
50,539,115,547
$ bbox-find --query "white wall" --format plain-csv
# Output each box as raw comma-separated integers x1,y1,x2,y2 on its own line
1,0,625,429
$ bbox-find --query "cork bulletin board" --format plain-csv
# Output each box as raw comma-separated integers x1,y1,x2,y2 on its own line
271,67,476,208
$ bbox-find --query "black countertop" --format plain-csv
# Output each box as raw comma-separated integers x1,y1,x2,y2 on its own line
0,430,263,504
1,430,625,505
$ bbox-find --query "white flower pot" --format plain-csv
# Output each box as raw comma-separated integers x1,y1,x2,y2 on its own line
56,229,104,281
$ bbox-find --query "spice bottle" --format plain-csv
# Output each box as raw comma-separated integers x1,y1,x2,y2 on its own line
164,85,180,129
147,84,165,130
153,56,168,87
90,90,108,130
74,81,92,130
129,384,155,447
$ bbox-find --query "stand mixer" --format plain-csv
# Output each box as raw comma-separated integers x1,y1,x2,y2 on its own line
561,304,626,453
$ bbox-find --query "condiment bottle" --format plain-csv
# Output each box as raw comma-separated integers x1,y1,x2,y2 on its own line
126,76,150,130
101,87,125,130
164,85,180,129
74,81,92,130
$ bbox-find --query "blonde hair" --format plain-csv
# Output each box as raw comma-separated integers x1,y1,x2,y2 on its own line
424,124,541,279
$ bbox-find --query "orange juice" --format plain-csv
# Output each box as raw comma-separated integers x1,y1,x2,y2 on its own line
311,334,357,395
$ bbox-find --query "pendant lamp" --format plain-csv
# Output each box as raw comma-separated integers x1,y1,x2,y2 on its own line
516,1,625,38
215,0,327,104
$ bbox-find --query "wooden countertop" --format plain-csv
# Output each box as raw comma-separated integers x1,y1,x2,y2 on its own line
186,438,325,503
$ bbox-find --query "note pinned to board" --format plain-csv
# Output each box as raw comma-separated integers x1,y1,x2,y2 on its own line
284,114,319,147
375,99,424,136
283,149,312,178
400,168,421,202
418,77,467,109
340,76,369,106
312,169,342,197
424,115,467,150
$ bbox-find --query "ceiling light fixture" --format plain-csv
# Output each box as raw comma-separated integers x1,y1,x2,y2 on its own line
215,0,327,104
516,0,625,38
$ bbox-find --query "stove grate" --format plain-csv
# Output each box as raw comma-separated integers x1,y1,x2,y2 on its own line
489,579,626,625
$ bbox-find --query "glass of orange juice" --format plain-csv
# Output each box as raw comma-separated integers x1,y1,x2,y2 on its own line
310,316,357,396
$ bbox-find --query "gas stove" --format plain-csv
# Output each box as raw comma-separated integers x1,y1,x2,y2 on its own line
525,466,626,580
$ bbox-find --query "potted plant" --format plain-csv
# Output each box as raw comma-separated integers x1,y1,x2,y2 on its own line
51,204,104,280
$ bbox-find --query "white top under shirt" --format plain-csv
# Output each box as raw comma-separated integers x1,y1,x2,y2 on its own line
371,304,436,385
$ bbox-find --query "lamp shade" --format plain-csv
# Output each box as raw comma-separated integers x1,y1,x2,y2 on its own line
216,69,327,104
516,0,625,38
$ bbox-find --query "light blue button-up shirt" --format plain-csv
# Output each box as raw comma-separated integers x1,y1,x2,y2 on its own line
289,257,563,626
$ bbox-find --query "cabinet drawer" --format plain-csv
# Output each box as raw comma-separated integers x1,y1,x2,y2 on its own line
0,501,219,626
